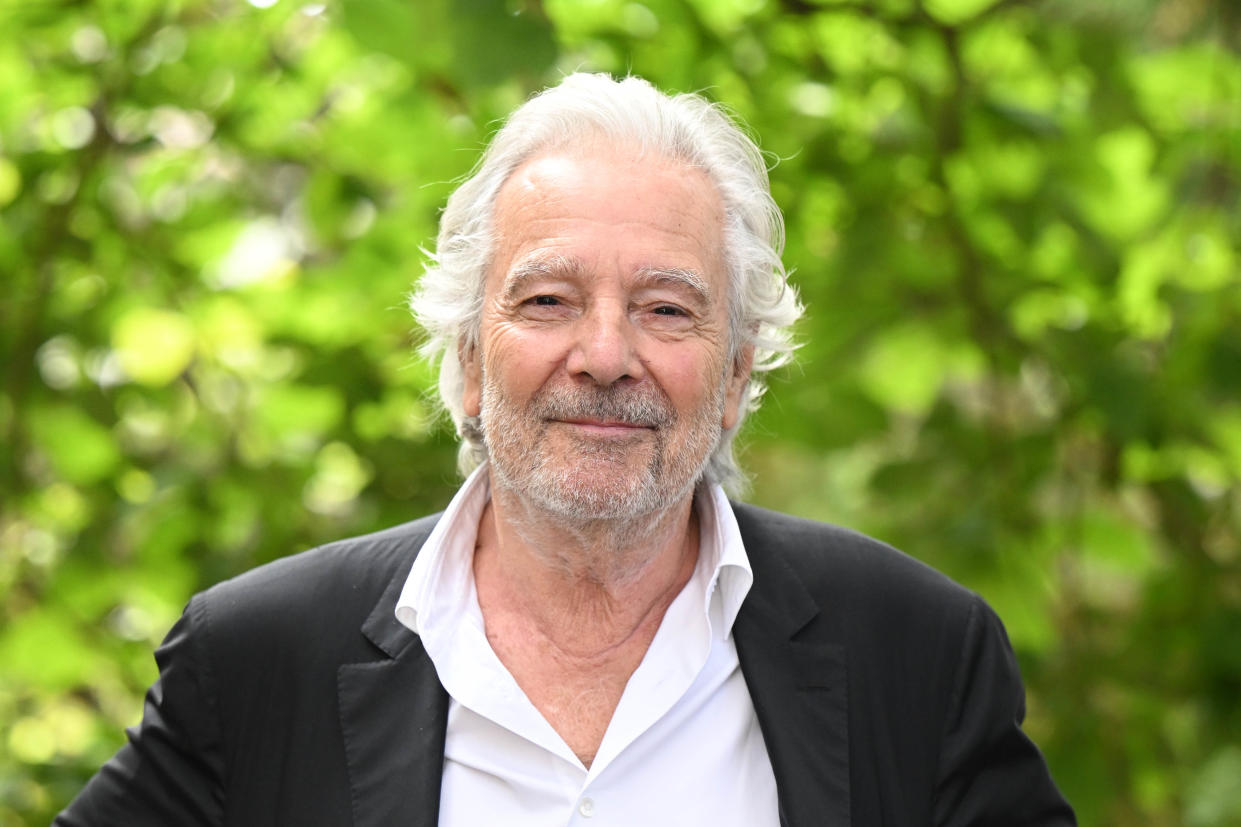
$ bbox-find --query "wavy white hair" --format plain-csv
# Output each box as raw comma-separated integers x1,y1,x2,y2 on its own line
410,72,801,494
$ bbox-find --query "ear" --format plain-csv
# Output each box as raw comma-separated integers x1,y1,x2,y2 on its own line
721,344,754,431
460,339,482,418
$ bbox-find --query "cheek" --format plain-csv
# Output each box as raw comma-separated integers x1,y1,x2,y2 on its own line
658,347,729,409
481,325,565,395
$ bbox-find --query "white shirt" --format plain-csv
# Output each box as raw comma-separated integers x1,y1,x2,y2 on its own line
395,466,779,826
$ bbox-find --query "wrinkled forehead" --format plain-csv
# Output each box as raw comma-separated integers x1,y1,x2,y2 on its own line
498,141,722,217
488,145,728,289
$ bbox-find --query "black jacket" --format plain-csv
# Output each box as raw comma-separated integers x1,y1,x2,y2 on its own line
56,502,1075,826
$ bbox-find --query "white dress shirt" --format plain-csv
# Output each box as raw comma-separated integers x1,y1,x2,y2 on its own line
395,466,779,826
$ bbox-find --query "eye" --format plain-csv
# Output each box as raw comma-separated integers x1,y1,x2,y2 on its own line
517,293,571,320
652,305,686,316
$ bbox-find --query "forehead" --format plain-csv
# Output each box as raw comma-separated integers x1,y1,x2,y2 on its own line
488,145,727,291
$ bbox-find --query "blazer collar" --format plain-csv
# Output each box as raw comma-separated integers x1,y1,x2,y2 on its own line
334,505,852,827
337,519,449,827
732,503,851,827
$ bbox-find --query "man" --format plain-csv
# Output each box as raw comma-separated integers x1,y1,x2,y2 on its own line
58,73,1075,826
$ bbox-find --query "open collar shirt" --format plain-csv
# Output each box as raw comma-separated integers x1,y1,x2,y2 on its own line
395,466,779,826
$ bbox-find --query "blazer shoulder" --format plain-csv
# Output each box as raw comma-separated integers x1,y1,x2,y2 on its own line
194,512,442,649
730,500,977,617
211,512,439,593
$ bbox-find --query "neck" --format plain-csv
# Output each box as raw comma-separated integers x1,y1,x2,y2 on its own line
473,475,700,656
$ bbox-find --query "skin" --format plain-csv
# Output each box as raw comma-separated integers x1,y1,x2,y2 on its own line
461,143,753,766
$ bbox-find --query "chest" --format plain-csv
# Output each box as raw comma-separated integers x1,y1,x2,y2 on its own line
484,620,653,766
437,634,780,827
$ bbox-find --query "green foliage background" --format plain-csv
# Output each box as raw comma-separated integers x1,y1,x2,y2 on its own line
1,0,1238,823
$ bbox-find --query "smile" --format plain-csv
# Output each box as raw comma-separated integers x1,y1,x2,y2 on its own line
551,419,655,435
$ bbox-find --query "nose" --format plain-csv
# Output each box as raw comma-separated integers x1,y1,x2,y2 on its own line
565,303,643,386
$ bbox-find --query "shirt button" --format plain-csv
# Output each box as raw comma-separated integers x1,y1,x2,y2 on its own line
578,797,595,818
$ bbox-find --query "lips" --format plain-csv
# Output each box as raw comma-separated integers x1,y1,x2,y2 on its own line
554,418,655,429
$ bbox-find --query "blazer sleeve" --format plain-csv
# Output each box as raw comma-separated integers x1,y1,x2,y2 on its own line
53,595,226,827
932,596,1076,827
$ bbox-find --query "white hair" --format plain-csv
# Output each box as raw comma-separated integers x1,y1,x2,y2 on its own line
410,72,802,494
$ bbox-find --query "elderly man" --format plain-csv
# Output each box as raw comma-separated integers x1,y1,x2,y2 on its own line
58,74,1074,826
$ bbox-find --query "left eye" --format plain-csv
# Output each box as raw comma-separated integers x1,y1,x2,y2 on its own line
653,305,684,316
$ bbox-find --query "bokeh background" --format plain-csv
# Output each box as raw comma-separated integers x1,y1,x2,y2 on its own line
2,0,1239,823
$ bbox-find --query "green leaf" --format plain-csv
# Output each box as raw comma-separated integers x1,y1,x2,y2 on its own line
1079,127,1168,241
0,155,22,206
28,406,122,486
924,0,1000,25
112,307,197,387
446,0,557,89
0,610,106,691
254,383,346,446
858,324,950,416
1186,746,1241,827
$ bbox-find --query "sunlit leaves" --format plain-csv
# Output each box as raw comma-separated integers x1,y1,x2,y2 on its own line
0,0,1238,825
1186,746,1241,827
0,612,107,692
859,323,965,416
924,0,1001,25
0,157,23,206
254,383,345,451
111,307,197,386
27,407,121,486
1129,43,1241,133
341,0,556,90
1081,127,1169,241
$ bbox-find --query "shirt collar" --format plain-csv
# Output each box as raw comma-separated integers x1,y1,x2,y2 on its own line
698,481,754,638
394,464,491,637
395,465,754,640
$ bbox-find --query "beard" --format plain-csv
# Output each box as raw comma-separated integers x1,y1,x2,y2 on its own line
479,373,725,522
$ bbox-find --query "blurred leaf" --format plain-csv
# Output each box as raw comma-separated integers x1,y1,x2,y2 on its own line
1081,127,1169,241
254,383,345,446
28,406,121,486
0,156,22,206
0,611,106,691
1186,746,1241,827
112,307,197,387
858,323,951,416
924,0,1000,25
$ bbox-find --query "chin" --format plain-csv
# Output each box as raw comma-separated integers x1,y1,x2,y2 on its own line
485,429,716,522
536,476,664,521
528,462,707,522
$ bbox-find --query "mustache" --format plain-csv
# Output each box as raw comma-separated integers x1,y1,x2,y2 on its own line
530,384,676,428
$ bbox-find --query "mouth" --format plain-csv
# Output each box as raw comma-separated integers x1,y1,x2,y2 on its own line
551,418,655,435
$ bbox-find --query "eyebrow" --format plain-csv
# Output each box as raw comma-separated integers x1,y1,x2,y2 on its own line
635,266,710,304
500,255,579,304
500,256,712,305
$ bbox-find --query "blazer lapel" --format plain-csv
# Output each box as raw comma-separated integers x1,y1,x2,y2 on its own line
334,505,851,827
338,539,449,827
733,507,851,827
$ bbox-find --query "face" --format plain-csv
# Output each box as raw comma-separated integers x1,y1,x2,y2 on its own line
463,145,752,520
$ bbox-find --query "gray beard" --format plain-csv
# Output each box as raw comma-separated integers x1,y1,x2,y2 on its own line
479,376,724,523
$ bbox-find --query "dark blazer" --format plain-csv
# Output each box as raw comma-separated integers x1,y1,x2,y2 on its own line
56,502,1075,826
